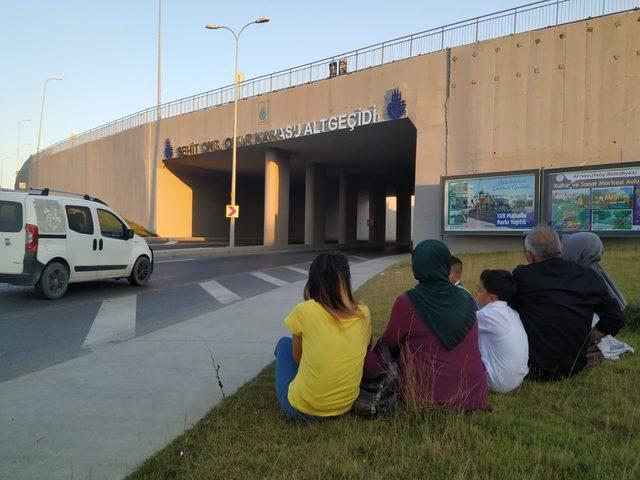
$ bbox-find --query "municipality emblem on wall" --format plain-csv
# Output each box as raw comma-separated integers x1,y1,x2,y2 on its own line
385,87,407,120
164,138,173,159
257,101,269,124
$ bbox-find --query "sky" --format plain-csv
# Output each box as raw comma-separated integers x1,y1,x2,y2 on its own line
0,0,519,188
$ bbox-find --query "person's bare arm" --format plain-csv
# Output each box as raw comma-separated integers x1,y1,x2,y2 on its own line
292,334,302,365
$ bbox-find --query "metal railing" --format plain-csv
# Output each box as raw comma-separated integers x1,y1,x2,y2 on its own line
36,0,640,159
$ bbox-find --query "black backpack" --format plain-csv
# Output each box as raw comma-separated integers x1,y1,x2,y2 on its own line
351,341,401,419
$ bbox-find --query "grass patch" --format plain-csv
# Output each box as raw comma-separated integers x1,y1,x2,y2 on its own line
128,244,640,480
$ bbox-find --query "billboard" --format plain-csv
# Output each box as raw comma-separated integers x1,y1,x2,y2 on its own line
442,170,538,235
543,162,640,235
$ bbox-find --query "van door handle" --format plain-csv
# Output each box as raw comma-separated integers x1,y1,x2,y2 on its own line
99,239,103,251
93,239,97,251
4,238,10,246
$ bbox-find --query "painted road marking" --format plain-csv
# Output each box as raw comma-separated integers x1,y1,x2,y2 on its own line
199,279,242,304
349,255,369,262
251,271,289,287
154,258,195,264
285,266,308,275
82,295,137,350
164,240,178,245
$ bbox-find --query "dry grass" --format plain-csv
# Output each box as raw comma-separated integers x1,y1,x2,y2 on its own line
128,241,640,480
126,218,157,237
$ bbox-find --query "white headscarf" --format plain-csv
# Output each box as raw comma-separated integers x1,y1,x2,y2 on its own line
562,232,628,310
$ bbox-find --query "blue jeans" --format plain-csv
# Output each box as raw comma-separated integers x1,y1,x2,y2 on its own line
274,337,313,423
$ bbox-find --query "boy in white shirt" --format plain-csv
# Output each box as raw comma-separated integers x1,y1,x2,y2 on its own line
476,269,529,393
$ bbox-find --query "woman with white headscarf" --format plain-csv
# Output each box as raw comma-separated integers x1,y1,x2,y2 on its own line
562,232,633,363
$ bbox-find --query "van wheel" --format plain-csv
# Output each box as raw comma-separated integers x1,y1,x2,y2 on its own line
129,256,151,286
35,262,69,300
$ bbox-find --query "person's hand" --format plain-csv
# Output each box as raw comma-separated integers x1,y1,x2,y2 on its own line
590,327,606,344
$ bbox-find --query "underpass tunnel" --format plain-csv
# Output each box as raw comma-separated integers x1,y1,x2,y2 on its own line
163,118,416,248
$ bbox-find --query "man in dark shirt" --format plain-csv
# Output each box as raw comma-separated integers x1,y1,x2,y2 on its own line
510,226,625,380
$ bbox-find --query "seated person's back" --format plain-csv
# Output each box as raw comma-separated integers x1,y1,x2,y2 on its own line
364,240,490,412
274,251,371,422
475,269,529,392
511,226,624,380
285,299,370,415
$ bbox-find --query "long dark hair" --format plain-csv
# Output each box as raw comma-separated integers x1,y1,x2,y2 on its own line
304,251,361,319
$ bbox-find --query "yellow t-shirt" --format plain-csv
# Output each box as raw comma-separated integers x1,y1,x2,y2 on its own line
284,300,371,417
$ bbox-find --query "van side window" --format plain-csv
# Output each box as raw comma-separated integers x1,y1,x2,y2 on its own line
0,201,23,232
65,206,94,235
98,209,126,240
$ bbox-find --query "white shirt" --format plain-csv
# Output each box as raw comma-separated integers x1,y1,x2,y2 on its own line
477,301,529,393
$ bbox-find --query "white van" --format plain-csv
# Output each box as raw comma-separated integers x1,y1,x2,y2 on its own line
0,188,153,299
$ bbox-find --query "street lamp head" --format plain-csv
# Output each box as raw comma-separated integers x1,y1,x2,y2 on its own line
53,77,63,81
205,23,220,30
255,17,270,24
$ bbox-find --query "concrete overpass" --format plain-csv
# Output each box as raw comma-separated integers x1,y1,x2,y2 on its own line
18,1,640,251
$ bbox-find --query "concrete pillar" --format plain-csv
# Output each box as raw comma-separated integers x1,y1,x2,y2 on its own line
338,173,358,246
413,185,440,243
263,149,290,247
304,162,326,245
396,186,412,246
368,178,386,245
356,184,369,241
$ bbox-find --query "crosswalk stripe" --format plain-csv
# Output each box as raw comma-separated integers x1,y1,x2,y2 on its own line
285,266,308,275
251,271,289,287
199,279,242,304
164,240,178,245
349,255,369,262
82,295,137,350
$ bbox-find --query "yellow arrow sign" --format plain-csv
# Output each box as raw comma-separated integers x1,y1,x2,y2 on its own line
226,205,239,219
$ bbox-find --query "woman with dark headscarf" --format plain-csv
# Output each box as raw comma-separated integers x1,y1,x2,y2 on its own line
562,232,634,362
363,240,491,412
562,232,627,309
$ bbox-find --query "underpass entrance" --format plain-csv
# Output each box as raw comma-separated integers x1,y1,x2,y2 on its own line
163,118,417,248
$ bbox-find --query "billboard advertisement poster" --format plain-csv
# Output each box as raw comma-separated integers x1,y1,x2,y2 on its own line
544,163,640,234
443,172,537,234
635,184,640,227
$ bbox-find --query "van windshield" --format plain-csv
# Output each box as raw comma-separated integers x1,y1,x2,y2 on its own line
0,201,23,232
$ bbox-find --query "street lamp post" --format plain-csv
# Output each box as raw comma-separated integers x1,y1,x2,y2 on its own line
36,77,63,154
22,143,32,158
157,0,162,119
16,119,32,179
205,17,270,248
1,156,11,189
22,143,33,161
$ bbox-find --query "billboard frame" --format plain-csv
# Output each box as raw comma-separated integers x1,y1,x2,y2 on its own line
441,169,540,236
541,161,640,238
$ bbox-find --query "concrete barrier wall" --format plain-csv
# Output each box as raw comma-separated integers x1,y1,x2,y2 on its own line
443,11,640,252
23,10,640,248
446,13,640,174
25,124,152,228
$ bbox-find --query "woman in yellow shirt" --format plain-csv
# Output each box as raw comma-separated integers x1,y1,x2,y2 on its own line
275,251,371,422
